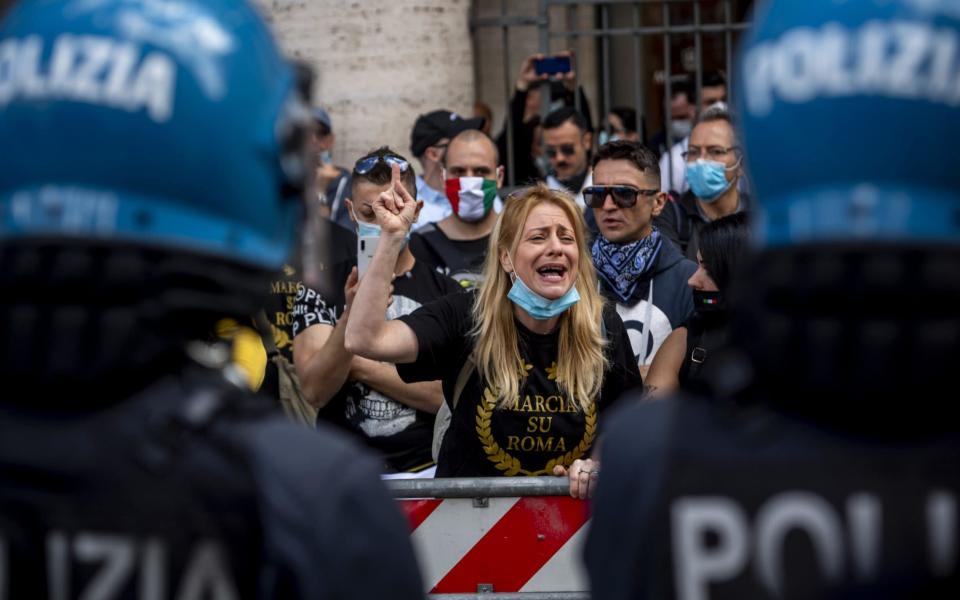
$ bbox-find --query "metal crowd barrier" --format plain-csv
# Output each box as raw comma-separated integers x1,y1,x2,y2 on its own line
387,478,591,600
386,476,572,499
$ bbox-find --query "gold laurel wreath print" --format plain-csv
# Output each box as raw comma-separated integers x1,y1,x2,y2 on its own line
476,386,597,476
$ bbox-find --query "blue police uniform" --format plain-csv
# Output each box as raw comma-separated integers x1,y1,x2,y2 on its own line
586,0,960,597
0,1,425,597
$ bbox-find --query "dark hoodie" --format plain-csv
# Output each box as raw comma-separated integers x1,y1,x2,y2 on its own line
597,235,697,366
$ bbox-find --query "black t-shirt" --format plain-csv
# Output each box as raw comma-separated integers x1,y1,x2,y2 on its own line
654,191,751,262
397,292,643,477
292,253,462,473
408,223,489,290
256,219,356,398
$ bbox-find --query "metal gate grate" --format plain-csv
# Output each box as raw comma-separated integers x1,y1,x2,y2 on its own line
470,0,752,189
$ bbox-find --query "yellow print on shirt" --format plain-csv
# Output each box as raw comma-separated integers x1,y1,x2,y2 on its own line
476,385,596,476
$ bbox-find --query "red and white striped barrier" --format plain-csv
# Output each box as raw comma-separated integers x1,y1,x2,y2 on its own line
398,496,590,594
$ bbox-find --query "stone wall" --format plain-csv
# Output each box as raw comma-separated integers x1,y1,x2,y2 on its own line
261,0,475,169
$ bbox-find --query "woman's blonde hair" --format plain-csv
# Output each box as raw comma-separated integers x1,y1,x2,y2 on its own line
471,183,608,411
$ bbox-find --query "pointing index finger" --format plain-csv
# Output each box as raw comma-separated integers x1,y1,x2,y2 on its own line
391,162,401,188
393,168,414,205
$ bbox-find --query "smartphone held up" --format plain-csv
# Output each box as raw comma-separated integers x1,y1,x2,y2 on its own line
357,235,378,279
534,55,572,77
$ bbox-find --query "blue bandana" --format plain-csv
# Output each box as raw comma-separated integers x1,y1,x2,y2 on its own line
592,230,663,304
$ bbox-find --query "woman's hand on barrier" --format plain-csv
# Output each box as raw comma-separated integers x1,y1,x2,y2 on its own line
553,458,599,500
374,163,422,238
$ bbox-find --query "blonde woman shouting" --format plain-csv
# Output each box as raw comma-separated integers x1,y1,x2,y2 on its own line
346,166,642,498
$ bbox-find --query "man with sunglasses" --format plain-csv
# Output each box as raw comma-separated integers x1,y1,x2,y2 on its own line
587,141,697,376
543,106,594,213
655,104,751,261
292,147,462,476
410,109,486,231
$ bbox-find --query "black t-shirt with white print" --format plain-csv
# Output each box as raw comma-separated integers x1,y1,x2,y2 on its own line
408,223,490,290
292,254,462,473
397,291,643,477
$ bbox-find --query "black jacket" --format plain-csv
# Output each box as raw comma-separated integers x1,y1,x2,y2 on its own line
586,394,960,599
0,366,424,599
655,191,751,261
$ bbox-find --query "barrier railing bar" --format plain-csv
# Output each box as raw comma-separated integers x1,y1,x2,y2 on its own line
538,0,551,119
548,22,750,37
471,15,549,28
724,0,734,99
429,593,589,600
547,0,702,5
693,0,702,109
601,3,611,130
662,1,674,183
386,477,572,498
632,2,644,144
569,3,582,117
501,0,516,188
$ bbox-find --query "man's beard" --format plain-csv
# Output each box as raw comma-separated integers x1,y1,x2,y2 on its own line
559,168,588,194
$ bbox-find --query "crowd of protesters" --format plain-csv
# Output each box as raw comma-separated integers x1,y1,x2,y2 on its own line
251,52,752,497
3,0,956,596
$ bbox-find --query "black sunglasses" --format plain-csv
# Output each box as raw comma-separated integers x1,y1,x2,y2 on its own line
545,144,577,159
354,154,411,175
583,185,659,209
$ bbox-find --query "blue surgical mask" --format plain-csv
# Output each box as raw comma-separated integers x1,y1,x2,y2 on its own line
356,219,381,238
352,208,410,246
506,267,580,320
318,150,332,164
685,159,736,203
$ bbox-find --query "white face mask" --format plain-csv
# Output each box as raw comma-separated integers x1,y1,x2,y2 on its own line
670,119,692,140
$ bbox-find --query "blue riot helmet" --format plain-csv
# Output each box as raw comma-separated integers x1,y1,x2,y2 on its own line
737,0,960,247
0,0,314,387
721,0,960,433
0,0,310,271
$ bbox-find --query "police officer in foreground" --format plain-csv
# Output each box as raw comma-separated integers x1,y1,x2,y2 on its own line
586,0,960,598
0,1,424,598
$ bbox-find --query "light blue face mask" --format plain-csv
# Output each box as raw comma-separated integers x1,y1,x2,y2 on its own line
506,260,581,321
685,159,738,203
352,209,410,247
598,130,620,146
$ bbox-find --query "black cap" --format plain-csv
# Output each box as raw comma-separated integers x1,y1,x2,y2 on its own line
410,110,485,157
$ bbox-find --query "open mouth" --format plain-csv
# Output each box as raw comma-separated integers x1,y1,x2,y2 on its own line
536,263,568,283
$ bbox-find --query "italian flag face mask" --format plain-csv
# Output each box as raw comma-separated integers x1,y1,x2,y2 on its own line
445,176,498,223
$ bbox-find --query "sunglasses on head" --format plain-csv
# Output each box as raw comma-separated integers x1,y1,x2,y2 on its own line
354,154,411,175
583,185,659,209
545,144,577,158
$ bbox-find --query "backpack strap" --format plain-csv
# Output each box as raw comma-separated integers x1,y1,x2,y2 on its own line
254,311,279,356
432,355,476,463
252,311,316,427
452,355,476,410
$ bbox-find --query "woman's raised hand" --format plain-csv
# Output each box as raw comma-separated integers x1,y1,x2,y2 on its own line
373,163,422,238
